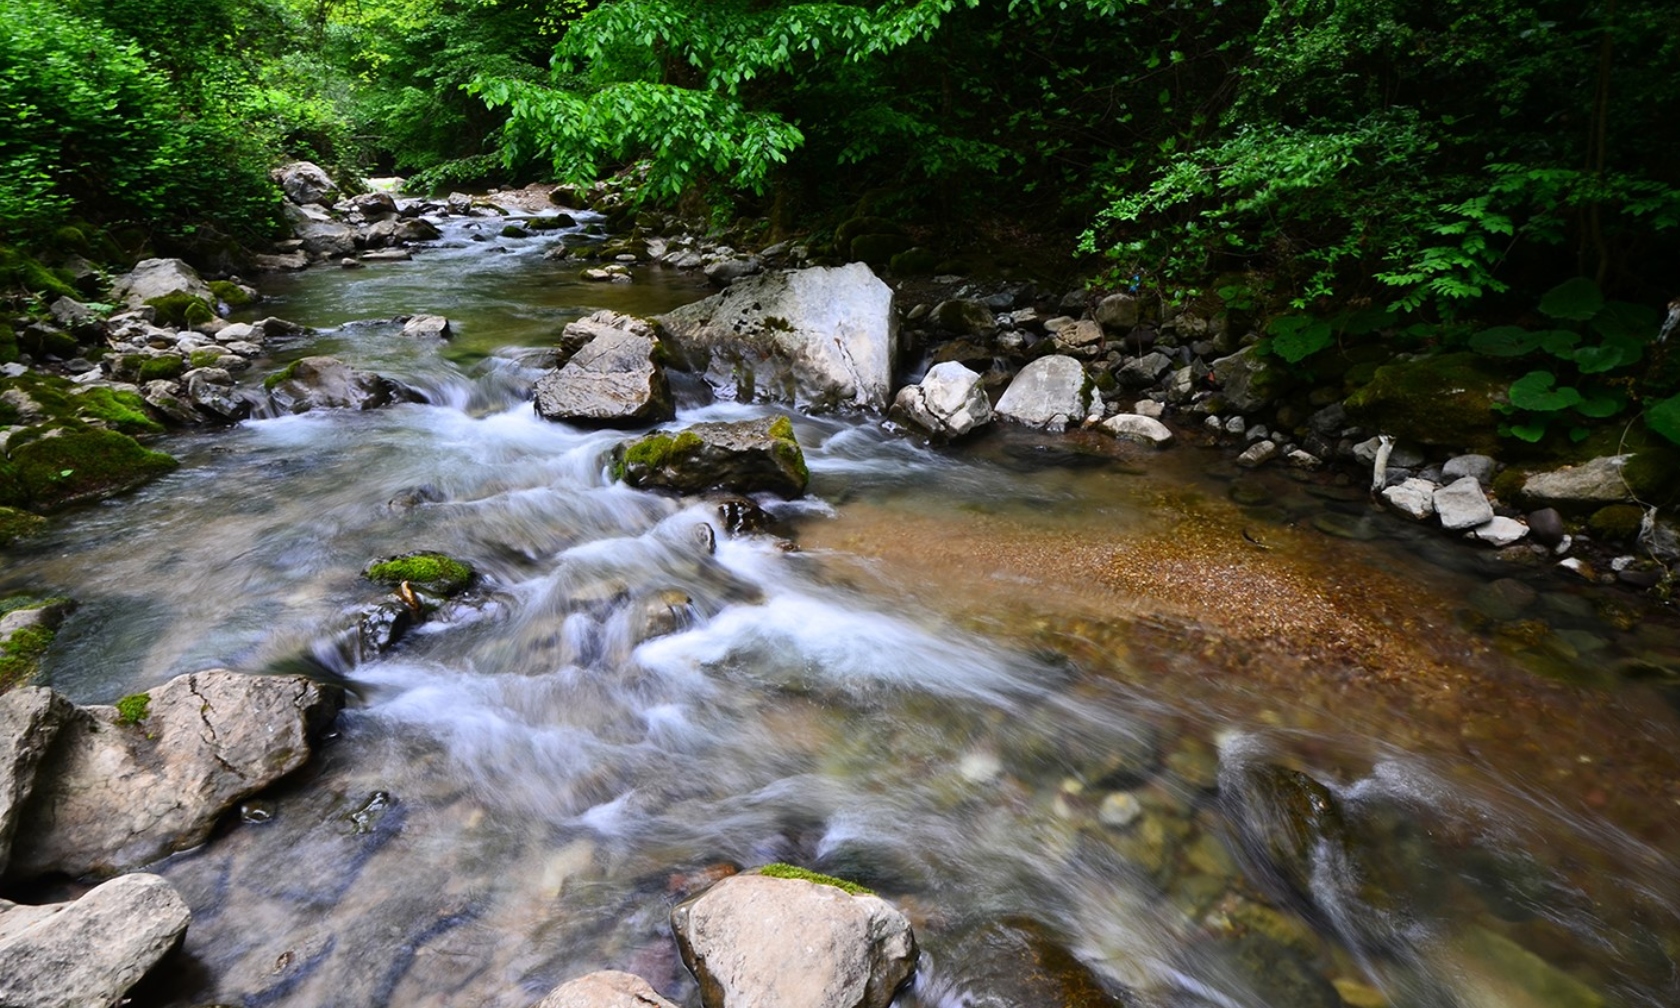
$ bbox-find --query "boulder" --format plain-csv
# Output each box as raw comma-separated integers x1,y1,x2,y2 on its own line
657,264,898,411
282,204,357,260
0,873,190,1008
1442,453,1498,486
672,872,917,1008
1209,346,1275,413
533,322,673,428
275,161,338,206
183,367,252,421
401,315,452,339
1434,476,1495,530
929,300,996,337
536,971,680,1008
1052,319,1106,358
349,191,398,219
1099,413,1174,448
1095,292,1140,331
266,356,423,414
994,355,1089,429
1520,456,1633,509
0,688,72,876
1117,351,1173,388
1344,353,1506,452
617,417,808,499
8,669,342,878
1381,478,1438,520
892,362,991,439
109,259,213,311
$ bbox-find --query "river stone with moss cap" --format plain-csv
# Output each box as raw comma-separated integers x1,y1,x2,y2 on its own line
1344,352,1506,452
364,552,474,596
6,669,343,879
671,870,917,1008
656,263,897,411
7,429,178,511
110,258,214,311
616,416,809,498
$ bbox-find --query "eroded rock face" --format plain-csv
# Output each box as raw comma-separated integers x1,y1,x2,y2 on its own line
535,970,681,1008
0,688,72,877
617,417,808,499
0,873,190,1008
110,259,214,310
893,362,991,439
8,670,342,879
672,873,917,1008
534,313,673,427
994,355,1088,429
266,356,424,414
657,263,898,411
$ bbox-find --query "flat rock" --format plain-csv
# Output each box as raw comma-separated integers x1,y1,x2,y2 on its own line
536,970,680,1008
8,670,341,879
1435,476,1495,530
1381,478,1438,520
1099,413,1174,447
1521,456,1633,509
893,362,991,439
110,259,213,310
534,320,673,428
995,355,1088,428
657,264,898,411
672,873,917,1008
0,873,190,1008
0,689,73,877
1470,516,1529,547
1443,453,1498,486
1052,319,1106,357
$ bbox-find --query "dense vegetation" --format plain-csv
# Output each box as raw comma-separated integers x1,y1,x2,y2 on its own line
4,0,1680,442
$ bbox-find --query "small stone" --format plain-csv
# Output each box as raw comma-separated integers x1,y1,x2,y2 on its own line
1285,449,1323,471
1133,399,1165,419
1236,440,1278,468
1098,791,1144,829
1434,476,1495,530
1443,453,1498,486
1557,557,1597,581
1470,516,1528,547
1224,416,1247,435
1100,413,1174,448
1381,478,1438,520
340,257,362,269
1526,508,1566,546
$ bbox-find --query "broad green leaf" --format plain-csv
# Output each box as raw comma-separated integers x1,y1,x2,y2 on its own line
1537,330,1582,355
1568,426,1590,443
1266,315,1333,363
1508,371,1583,412
1538,278,1604,321
1646,394,1680,447
1509,421,1549,442
1576,391,1625,418
1469,325,1539,357
1573,333,1643,373
1591,301,1660,342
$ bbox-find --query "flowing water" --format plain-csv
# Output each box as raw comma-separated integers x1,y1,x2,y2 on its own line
4,211,1680,1008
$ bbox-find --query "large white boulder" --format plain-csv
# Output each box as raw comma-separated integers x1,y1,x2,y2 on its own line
893,361,991,438
110,258,214,310
994,355,1089,429
657,264,898,411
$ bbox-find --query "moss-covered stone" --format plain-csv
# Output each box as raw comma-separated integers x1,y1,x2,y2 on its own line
1344,353,1506,453
9,428,179,510
849,232,913,265
834,215,906,250
189,349,224,370
615,417,808,498
0,506,46,546
888,247,940,275
75,387,163,435
364,552,475,596
0,624,54,691
757,862,874,895
1587,504,1645,541
20,328,78,360
0,323,18,365
144,292,215,327
0,246,75,299
262,359,301,391
137,356,185,383
207,280,254,308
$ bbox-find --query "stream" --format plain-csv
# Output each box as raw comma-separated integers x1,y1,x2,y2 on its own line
4,210,1680,1008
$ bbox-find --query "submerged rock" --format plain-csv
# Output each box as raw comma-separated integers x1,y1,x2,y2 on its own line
892,361,992,439
265,356,424,413
672,871,917,1008
8,670,342,879
657,263,898,411
0,872,190,1008
534,314,673,427
536,971,680,1008
935,917,1131,1008
616,416,809,499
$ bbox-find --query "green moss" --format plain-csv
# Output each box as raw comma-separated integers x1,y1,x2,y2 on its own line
767,416,809,486
0,624,54,691
207,280,253,308
849,232,913,265
137,356,185,383
768,415,795,441
1491,467,1530,505
263,360,301,390
0,506,46,546
364,552,474,595
114,692,151,724
21,329,78,360
889,247,940,275
0,323,17,365
144,292,215,328
75,387,163,435
623,432,677,472
190,349,224,370
1587,504,1645,541
1624,448,1680,507
758,863,874,895
10,429,179,510
0,246,75,299
1344,353,1506,453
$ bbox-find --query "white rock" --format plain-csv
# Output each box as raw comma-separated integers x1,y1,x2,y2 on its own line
0,873,190,1008
893,362,991,438
1521,455,1634,507
1470,516,1529,547
1434,476,1495,530
1132,399,1165,419
1098,791,1144,829
535,971,679,1008
1100,413,1174,447
1236,439,1278,468
995,355,1089,428
1382,477,1439,520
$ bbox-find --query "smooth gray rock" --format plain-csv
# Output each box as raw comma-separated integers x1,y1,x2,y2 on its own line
1521,456,1633,508
267,356,422,414
536,971,680,1008
282,203,357,260
1435,476,1495,530
995,355,1088,428
1382,477,1438,520
658,264,897,411
1100,413,1174,448
0,873,190,1008
110,259,213,310
893,362,991,439
8,670,342,879
1095,292,1140,331
274,161,338,206
533,320,673,428
1442,453,1498,486
1470,516,1529,547
1526,508,1566,546
0,689,72,877
672,873,917,1008
1118,351,1173,388
1237,439,1279,468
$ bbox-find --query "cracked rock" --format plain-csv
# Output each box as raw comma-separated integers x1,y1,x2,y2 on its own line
7,670,341,880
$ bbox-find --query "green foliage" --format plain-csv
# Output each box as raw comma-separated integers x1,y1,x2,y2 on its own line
364,552,474,595
114,691,151,724
758,862,873,895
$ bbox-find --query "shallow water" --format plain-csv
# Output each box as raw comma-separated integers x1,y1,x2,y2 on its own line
4,211,1679,1008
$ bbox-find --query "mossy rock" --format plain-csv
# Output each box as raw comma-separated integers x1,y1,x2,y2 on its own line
0,324,18,365
138,356,186,383
0,624,55,691
756,863,873,895
75,386,163,435
9,429,179,510
615,417,808,498
834,215,906,250
1344,353,1506,453
363,551,475,596
848,232,913,265
0,246,75,299
144,292,216,328
19,329,78,360
889,247,940,275
207,280,254,308
1624,447,1680,507
0,506,46,546
114,692,151,724
1587,504,1645,541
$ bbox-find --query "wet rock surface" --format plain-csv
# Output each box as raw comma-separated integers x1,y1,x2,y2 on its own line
616,417,809,498
534,312,673,427
266,356,424,413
